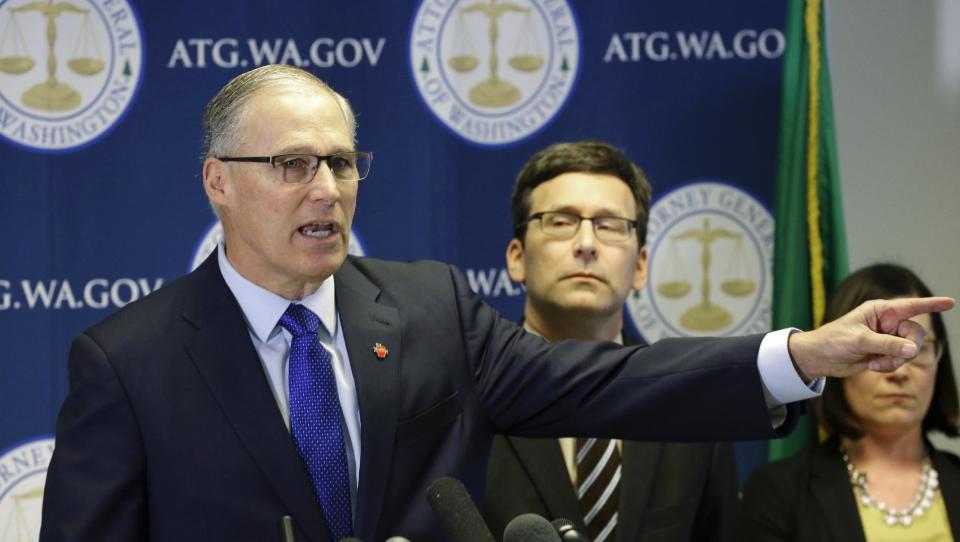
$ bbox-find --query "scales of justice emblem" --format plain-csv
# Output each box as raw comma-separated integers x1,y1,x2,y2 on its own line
410,0,580,145
1,485,42,542
657,218,756,332
0,0,110,111
443,0,548,108
628,182,774,342
0,437,55,542
0,0,143,151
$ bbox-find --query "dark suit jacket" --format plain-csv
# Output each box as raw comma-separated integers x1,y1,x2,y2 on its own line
739,435,960,541
41,253,794,542
484,333,738,542
484,436,738,541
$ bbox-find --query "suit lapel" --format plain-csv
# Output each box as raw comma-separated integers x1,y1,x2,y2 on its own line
617,441,661,541
808,441,865,542
335,259,401,542
182,255,330,542
507,436,585,528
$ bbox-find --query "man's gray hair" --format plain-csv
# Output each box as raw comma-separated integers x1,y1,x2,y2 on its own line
201,64,357,159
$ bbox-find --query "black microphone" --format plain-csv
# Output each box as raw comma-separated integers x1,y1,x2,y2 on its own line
503,513,561,542
425,477,495,542
550,518,590,542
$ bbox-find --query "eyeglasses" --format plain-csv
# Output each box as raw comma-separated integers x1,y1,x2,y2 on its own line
518,211,638,243
217,151,372,183
911,338,946,370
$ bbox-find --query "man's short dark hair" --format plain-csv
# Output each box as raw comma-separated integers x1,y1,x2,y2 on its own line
510,141,653,246
812,263,959,439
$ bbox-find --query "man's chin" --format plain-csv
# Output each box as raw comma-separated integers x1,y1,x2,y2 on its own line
552,286,613,305
301,250,348,280
552,297,619,318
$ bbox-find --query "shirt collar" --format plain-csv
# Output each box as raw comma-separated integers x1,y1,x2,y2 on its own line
217,243,337,341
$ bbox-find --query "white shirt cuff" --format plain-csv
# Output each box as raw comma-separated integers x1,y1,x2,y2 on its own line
759,328,825,406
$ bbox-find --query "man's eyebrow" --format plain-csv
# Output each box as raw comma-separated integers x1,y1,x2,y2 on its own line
545,205,631,218
274,146,355,155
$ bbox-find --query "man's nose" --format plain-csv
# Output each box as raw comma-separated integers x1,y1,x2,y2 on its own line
573,219,598,260
306,162,340,201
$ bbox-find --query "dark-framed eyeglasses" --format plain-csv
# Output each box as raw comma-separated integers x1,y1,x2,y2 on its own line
217,151,372,183
518,211,638,243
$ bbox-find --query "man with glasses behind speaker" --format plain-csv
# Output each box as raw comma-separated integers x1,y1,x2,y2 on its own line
40,64,954,542
484,141,738,542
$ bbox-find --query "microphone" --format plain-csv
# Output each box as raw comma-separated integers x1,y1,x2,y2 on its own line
551,518,590,542
503,513,561,542
425,477,495,542
280,515,296,542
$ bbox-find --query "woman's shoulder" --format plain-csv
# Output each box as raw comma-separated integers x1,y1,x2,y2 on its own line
931,445,960,471
745,440,833,486
738,441,841,540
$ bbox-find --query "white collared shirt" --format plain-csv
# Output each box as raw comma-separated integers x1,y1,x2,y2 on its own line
217,243,362,489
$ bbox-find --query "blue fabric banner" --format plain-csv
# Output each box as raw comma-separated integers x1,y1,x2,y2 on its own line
0,1,787,521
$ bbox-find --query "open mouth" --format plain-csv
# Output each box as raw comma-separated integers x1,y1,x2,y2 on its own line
298,221,339,239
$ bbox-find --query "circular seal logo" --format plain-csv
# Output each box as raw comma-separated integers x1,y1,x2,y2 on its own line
627,181,774,342
0,436,55,542
189,220,368,272
0,0,144,153
409,0,581,147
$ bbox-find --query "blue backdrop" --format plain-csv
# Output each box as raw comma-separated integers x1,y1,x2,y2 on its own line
0,0,787,494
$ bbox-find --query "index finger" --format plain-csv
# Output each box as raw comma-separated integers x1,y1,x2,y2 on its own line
876,297,955,326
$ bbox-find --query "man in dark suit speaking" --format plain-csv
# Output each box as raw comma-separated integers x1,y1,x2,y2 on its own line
484,141,738,541
40,65,953,542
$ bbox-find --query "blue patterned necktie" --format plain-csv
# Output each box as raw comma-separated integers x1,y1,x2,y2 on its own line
279,303,353,541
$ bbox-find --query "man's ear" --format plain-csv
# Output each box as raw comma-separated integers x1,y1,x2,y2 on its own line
633,245,649,290
203,157,227,205
505,238,526,284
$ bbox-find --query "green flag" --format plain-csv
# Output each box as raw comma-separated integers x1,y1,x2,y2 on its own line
768,0,849,462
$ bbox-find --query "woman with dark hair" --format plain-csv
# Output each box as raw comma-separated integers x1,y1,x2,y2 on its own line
740,263,960,541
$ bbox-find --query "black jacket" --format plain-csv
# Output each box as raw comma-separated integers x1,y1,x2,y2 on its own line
740,435,960,541
484,332,739,541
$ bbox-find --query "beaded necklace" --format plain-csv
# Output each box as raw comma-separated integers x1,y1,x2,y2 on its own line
840,446,940,527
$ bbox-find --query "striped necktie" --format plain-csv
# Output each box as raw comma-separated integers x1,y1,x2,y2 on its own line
280,303,353,541
576,437,621,542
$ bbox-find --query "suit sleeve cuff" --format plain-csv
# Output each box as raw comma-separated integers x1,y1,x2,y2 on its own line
758,328,825,406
